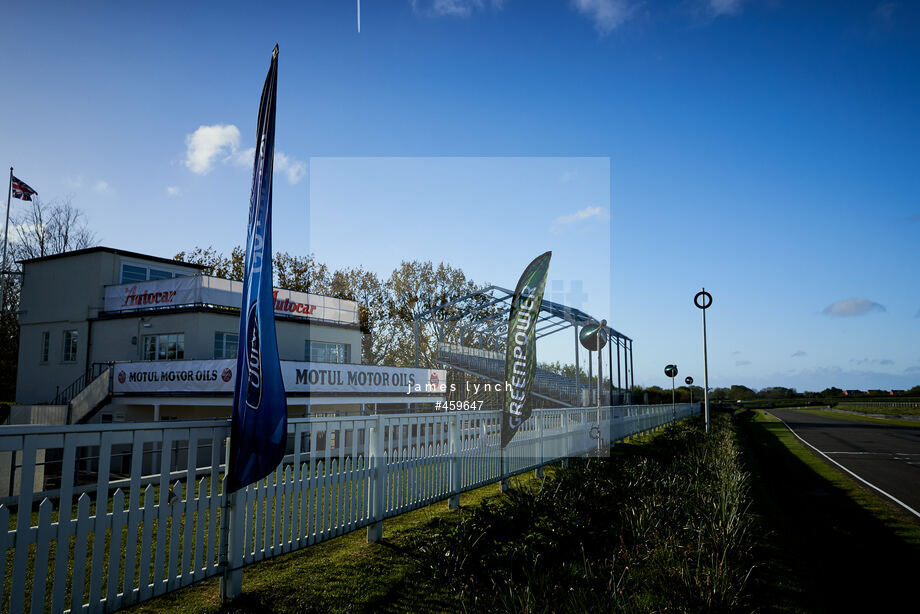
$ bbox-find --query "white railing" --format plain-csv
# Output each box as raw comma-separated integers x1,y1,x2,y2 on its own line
0,403,698,613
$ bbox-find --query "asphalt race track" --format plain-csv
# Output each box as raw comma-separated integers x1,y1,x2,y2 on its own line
770,409,920,515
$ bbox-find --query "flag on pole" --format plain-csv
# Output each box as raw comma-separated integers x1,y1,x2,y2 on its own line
501,251,552,448
11,176,37,201
227,45,288,494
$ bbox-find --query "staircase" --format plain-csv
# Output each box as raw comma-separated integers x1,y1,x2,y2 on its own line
68,366,113,423
31,363,114,424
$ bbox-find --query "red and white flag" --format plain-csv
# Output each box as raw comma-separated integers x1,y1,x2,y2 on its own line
11,176,37,201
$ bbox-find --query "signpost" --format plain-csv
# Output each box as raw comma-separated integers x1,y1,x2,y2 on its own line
685,376,694,404
664,364,678,419
664,364,678,403
694,288,713,433
580,320,608,456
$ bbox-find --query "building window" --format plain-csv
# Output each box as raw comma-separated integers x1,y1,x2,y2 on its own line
40,331,50,363
214,332,239,359
306,341,350,364
62,330,78,362
142,333,185,361
120,263,184,284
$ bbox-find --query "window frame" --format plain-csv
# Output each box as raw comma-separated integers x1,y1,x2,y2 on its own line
40,331,50,363
214,331,239,359
120,261,187,284
62,329,78,363
141,332,185,361
306,340,350,364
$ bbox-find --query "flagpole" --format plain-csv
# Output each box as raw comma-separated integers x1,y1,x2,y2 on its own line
1,167,13,315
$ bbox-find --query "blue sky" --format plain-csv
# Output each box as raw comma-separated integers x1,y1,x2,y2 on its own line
2,1,919,391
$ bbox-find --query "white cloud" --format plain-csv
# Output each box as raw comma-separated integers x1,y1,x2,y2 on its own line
232,147,256,168
874,2,897,23
232,147,306,184
65,174,84,189
736,360,751,366
166,186,181,197
184,124,241,174
93,180,111,193
551,206,607,232
852,358,895,366
707,0,743,16
185,127,305,184
822,298,886,317
570,0,635,35
410,0,503,17
791,351,807,358
274,152,308,184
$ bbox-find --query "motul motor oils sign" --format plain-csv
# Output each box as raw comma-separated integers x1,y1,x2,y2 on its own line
112,360,446,395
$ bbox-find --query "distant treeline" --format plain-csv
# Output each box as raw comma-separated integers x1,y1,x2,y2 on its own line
633,383,920,406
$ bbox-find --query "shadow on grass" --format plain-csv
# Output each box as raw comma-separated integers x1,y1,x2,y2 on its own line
736,409,920,613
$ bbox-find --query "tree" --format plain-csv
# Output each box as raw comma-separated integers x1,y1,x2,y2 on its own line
174,245,244,280
274,252,331,294
328,266,388,365
1,197,97,400
384,260,483,367
728,385,756,401
8,196,96,261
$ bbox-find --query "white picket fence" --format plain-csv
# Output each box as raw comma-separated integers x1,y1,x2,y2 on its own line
0,403,698,613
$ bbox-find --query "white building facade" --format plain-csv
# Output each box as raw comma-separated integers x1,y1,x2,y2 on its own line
14,247,445,423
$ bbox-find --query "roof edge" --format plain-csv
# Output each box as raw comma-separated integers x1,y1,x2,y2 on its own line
18,246,208,269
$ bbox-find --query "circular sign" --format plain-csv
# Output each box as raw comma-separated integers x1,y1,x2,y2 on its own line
221,368,233,383
664,364,678,378
694,290,713,310
579,320,608,351
685,376,693,385
117,371,126,384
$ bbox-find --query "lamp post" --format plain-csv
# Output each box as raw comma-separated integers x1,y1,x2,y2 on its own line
685,376,694,405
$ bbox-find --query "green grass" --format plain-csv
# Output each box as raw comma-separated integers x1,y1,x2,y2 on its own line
125,473,540,614
126,422,709,613
794,407,920,428
736,409,920,612
820,404,920,419
836,403,920,416
405,415,757,613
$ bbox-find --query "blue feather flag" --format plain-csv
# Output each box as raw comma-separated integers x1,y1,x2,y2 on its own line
227,45,288,493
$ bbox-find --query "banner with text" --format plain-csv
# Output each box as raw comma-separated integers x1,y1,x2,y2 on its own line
112,360,447,396
103,276,358,325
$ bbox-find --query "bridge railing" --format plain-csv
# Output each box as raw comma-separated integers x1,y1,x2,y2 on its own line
0,403,699,613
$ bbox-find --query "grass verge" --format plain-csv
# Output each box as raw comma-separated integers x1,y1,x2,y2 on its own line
406,414,755,612
831,404,920,418
133,416,756,613
736,409,920,612
797,407,920,428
